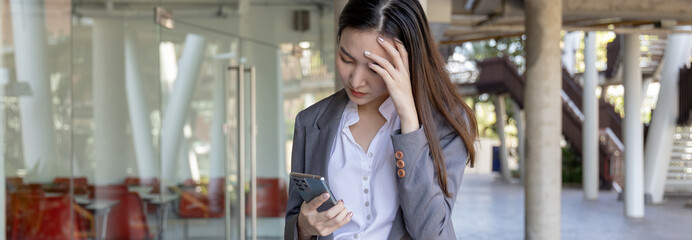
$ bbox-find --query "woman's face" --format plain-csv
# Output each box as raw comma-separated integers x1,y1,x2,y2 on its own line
337,27,395,107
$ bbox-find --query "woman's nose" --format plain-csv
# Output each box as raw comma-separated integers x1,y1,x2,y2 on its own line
350,66,368,88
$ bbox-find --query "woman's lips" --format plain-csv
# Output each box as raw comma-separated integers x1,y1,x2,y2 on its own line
350,89,366,97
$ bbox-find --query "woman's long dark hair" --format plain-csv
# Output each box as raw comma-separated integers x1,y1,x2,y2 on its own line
338,0,478,197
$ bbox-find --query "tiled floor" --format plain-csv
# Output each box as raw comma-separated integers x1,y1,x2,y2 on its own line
453,174,692,240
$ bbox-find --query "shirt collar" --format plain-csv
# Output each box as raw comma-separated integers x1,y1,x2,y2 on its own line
343,97,398,128
378,97,397,123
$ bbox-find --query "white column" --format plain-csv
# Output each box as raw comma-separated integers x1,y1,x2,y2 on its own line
561,31,581,76
210,59,227,180
524,0,562,238
93,19,129,185
494,95,511,182
583,32,599,200
125,31,158,179
623,34,645,218
334,0,348,90
161,34,206,184
644,26,692,204
512,100,526,183
10,0,57,183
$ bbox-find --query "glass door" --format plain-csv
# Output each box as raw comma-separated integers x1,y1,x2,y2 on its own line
157,5,243,238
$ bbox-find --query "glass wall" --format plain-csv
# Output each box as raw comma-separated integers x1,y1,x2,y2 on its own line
2,0,336,239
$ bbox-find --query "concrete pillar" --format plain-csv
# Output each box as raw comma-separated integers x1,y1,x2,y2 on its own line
583,32,599,200
645,26,692,204
524,0,562,239
10,0,57,183
623,34,645,218
161,34,206,185
494,95,511,182
125,31,158,179
93,19,129,185
512,100,526,183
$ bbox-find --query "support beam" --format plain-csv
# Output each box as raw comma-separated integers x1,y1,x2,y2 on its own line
161,34,206,185
494,95,511,182
645,26,692,204
125,31,158,179
524,0,562,238
623,34,645,218
11,0,57,183
93,19,129,185
583,32,599,200
512,100,526,184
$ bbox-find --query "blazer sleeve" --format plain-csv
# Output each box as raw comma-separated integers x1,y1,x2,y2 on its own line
285,113,307,240
390,125,467,239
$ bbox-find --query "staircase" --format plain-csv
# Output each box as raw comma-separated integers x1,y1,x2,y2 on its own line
464,56,624,188
666,126,692,195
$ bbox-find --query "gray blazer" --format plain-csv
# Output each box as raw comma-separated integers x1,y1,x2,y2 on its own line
285,89,468,240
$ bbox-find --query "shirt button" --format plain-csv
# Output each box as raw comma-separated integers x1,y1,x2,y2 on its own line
365,201,370,207
354,233,359,239
367,152,373,158
367,215,372,220
398,169,406,178
364,188,369,194
363,176,368,181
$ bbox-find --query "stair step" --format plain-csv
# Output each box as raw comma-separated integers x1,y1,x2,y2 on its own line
665,180,692,192
667,172,692,180
667,166,692,172
672,145,692,152
665,179,692,185
670,152,692,160
669,160,692,167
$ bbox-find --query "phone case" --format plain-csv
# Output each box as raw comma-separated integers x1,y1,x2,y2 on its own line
290,172,337,212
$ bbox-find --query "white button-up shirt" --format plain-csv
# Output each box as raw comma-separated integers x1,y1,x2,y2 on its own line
328,97,400,239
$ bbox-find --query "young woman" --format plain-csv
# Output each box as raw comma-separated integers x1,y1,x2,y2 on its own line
285,0,478,239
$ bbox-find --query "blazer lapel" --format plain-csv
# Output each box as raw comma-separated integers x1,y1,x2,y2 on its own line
311,89,348,186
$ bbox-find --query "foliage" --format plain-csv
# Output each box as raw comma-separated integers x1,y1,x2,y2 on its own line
562,145,582,184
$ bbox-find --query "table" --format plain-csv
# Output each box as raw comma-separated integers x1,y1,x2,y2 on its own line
140,193,180,240
84,199,120,240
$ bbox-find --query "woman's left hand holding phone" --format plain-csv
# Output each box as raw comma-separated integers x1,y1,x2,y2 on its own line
297,193,353,239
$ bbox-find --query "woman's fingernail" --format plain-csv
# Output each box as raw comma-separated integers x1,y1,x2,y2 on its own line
323,194,329,199
364,51,371,56
377,36,384,42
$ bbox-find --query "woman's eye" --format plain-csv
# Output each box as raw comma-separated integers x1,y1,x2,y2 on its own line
341,57,352,64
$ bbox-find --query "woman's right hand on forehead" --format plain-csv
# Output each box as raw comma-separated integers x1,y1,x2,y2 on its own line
297,193,353,239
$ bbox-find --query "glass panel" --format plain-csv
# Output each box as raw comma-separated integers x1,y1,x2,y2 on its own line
3,0,75,238
71,1,161,239
159,12,240,239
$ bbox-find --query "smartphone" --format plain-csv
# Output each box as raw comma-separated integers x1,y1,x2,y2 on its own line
289,172,337,212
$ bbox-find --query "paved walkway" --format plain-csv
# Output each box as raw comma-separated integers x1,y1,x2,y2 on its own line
452,174,692,240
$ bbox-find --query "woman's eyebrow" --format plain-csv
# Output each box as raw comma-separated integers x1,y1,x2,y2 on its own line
340,47,355,59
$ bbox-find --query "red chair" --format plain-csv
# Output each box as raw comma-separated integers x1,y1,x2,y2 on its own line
7,192,87,240
174,178,225,239
93,185,151,240
5,177,23,192
176,178,225,218
53,177,89,194
124,177,161,193
245,178,288,217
